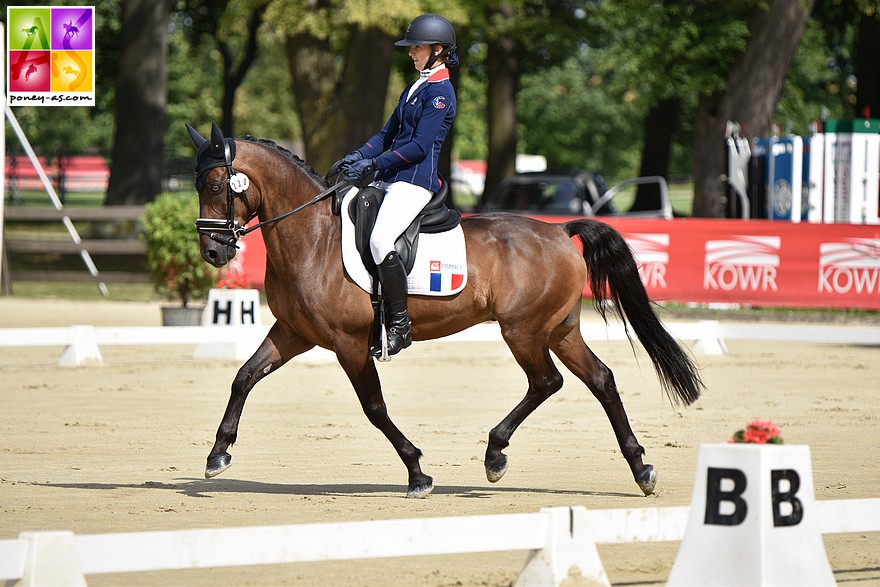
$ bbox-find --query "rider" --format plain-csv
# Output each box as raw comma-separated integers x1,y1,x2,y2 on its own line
341,13,458,358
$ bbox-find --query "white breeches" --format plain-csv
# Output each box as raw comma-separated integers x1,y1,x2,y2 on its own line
369,181,432,265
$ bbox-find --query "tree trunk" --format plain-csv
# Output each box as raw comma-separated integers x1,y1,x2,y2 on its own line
219,3,267,137
691,0,815,217
440,66,459,207
105,0,175,206
482,2,518,206
855,11,880,118
336,27,395,163
285,26,393,174
631,97,679,212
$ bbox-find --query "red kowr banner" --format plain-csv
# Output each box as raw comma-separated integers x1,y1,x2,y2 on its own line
240,216,880,310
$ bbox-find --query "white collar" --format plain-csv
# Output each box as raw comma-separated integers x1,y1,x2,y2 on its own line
419,63,446,80
408,64,446,101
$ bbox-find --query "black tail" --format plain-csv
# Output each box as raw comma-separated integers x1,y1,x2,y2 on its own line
564,219,703,406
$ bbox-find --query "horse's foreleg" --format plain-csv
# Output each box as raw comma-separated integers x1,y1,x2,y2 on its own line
551,329,656,496
336,348,433,498
485,338,564,484
206,322,310,478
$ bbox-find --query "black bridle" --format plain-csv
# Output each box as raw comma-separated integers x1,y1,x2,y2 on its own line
194,142,352,248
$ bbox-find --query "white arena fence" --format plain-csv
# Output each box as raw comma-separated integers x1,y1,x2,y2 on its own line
1,320,879,366
0,500,877,586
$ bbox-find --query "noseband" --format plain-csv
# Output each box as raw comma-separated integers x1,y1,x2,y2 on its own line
194,142,353,248
194,139,255,248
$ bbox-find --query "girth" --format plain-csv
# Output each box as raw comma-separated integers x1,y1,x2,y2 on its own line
348,181,461,277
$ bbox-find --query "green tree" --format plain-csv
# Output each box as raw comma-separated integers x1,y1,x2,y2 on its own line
473,0,590,202
692,0,816,217
774,18,851,134
518,54,643,176
812,0,880,120
584,1,832,216
269,1,404,173
584,1,760,212
855,9,880,116
176,0,270,137
482,1,518,202
268,1,472,174
104,0,176,206
165,10,221,161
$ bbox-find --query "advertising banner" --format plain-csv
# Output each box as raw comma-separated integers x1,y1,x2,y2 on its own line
603,217,880,309
823,119,880,224
240,216,880,310
768,136,803,222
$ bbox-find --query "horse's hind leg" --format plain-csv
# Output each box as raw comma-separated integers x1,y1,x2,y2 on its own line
551,326,656,496
205,322,310,478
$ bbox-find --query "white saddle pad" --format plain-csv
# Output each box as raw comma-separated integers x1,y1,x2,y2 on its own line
340,188,468,296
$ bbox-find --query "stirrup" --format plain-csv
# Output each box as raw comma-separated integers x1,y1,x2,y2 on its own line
371,323,391,362
370,322,411,361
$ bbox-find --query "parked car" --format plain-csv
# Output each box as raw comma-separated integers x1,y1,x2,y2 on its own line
481,170,673,219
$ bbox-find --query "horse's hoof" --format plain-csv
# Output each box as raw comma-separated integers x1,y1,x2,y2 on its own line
205,453,232,478
485,454,509,483
637,465,657,496
406,475,434,499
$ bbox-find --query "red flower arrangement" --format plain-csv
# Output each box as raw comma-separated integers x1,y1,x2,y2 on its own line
215,270,250,290
728,419,784,444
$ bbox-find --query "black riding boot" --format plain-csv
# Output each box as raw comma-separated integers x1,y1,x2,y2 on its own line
370,251,412,357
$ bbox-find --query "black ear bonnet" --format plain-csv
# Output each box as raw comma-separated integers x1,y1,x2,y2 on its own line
186,122,236,191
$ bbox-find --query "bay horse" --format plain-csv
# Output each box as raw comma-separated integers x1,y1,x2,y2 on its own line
186,122,703,498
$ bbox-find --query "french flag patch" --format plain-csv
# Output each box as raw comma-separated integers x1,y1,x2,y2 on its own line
429,260,465,292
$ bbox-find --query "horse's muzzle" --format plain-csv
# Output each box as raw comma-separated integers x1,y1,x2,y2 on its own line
200,238,237,267
196,218,241,266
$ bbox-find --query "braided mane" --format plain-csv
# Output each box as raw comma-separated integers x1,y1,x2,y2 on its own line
238,135,328,187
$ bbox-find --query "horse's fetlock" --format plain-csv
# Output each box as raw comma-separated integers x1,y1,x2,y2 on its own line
400,444,423,462
217,423,237,444
621,439,645,460
488,427,509,451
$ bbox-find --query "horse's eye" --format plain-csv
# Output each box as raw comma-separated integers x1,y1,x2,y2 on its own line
210,183,222,193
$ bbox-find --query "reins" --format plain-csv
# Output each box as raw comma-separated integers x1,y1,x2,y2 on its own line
239,180,354,237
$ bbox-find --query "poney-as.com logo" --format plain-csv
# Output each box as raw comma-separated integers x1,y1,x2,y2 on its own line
6,6,95,106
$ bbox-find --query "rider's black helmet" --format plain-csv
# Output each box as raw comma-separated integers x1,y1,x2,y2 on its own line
395,14,456,48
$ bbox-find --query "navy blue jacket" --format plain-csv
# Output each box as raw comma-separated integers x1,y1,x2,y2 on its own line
357,68,456,193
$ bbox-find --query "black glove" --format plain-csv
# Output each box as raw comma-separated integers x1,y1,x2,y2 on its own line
342,158,376,183
338,150,363,171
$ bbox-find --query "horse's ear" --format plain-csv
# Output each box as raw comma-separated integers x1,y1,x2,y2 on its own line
210,121,225,152
185,123,207,150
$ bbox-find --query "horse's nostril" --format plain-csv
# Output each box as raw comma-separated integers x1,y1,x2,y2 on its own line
207,249,219,261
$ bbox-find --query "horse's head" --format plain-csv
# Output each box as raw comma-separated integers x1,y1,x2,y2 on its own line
186,122,256,267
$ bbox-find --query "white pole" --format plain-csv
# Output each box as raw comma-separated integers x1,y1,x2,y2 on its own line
3,104,108,297
1,33,108,297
